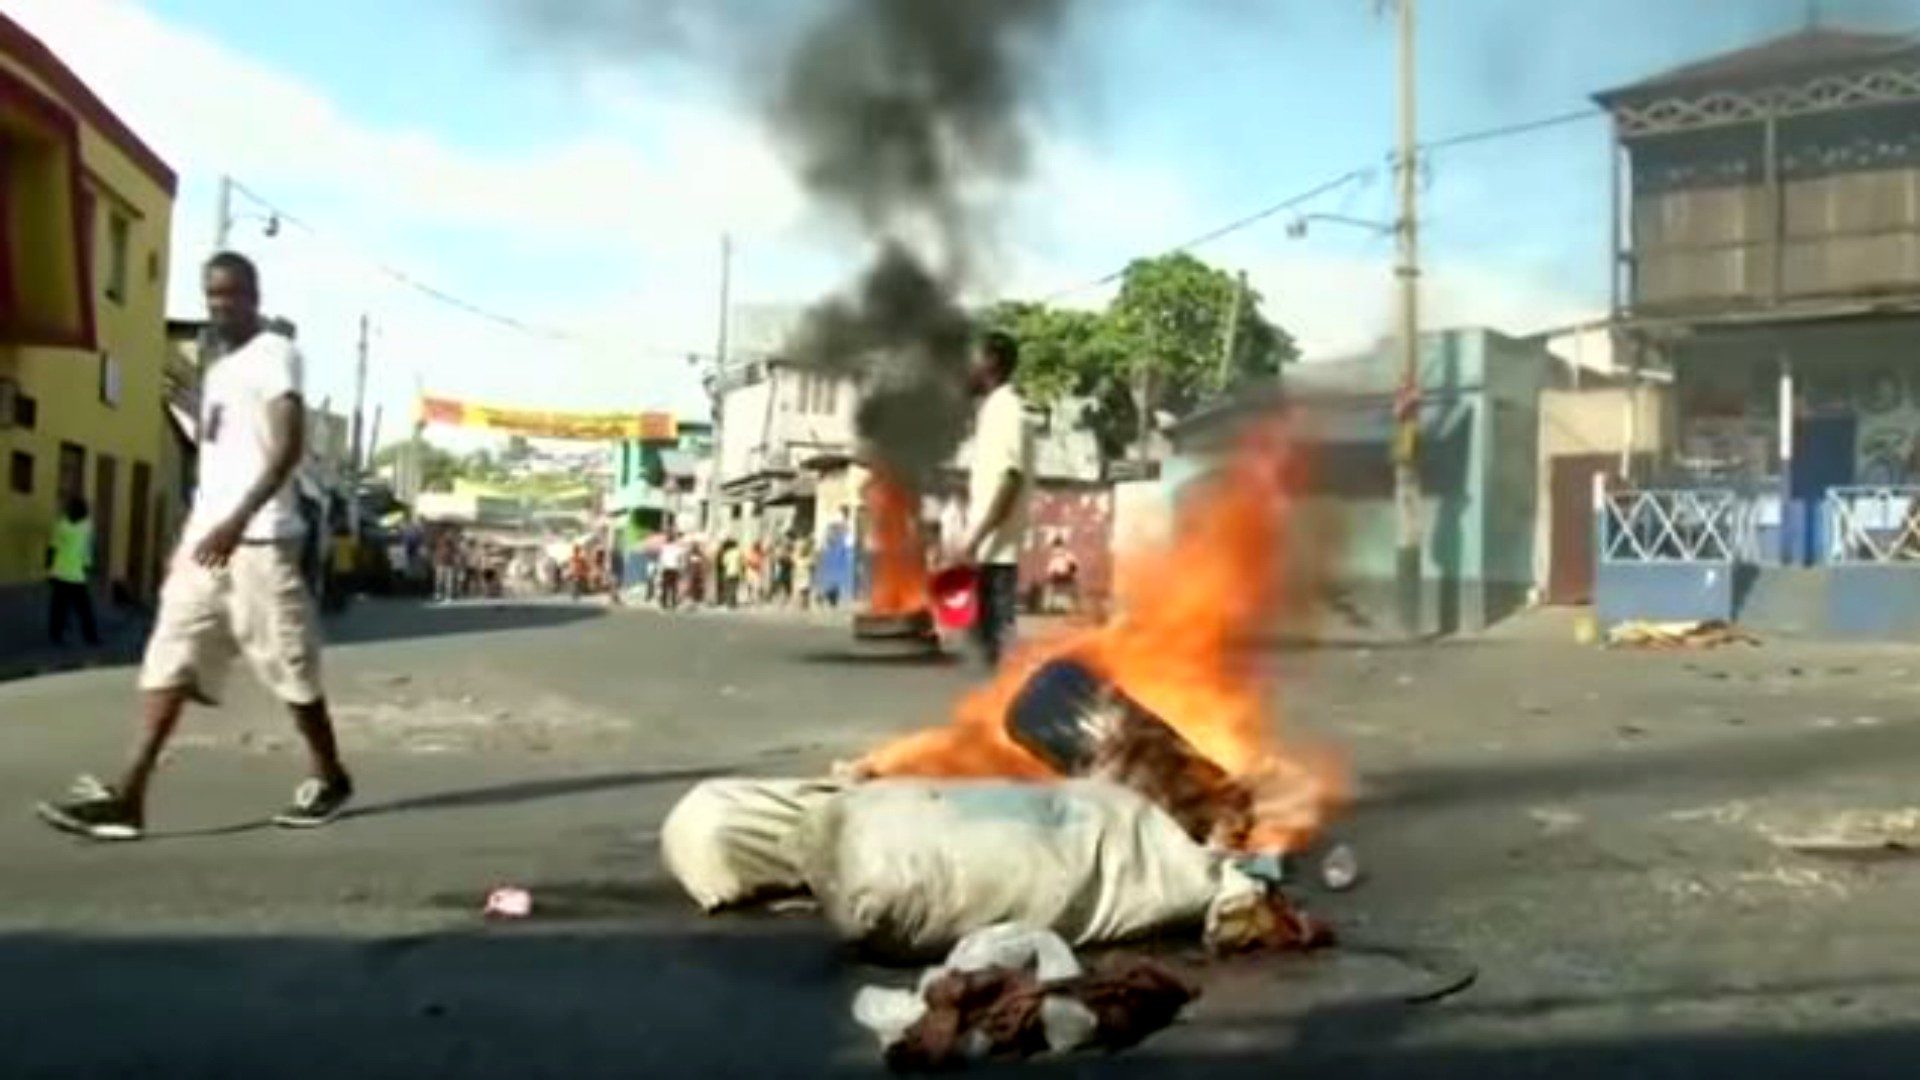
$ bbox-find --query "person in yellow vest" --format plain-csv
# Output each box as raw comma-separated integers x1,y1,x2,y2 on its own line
47,495,101,647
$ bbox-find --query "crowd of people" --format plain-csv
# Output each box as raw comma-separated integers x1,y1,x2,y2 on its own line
610,526,859,613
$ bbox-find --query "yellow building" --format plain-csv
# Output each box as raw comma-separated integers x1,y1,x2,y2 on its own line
0,12,177,647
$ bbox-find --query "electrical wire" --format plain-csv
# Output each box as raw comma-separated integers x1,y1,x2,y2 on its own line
1039,107,1606,303
225,179,715,362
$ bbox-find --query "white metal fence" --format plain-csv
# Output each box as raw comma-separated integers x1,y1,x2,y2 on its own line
1825,486,1920,564
1601,488,1757,563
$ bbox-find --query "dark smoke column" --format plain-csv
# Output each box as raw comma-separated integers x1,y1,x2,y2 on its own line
773,0,1072,482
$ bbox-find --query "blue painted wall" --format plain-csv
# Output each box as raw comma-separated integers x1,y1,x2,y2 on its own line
1170,328,1555,633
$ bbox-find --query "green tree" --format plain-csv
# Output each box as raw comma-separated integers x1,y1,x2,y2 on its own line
1107,252,1296,419
981,253,1296,462
370,441,461,493
983,300,1137,462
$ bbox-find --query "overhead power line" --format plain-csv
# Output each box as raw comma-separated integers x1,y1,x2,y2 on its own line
1418,107,1601,155
1040,106,1605,303
224,179,715,362
1042,168,1374,303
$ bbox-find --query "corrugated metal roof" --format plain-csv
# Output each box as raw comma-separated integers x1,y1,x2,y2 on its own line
1596,27,1917,103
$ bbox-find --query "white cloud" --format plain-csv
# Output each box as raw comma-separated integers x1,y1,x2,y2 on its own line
9,0,1603,450
6,0,799,442
1244,252,1599,360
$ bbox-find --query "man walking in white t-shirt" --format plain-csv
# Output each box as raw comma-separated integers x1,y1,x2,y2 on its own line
37,252,353,841
953,330,1034,668
657,531,686,611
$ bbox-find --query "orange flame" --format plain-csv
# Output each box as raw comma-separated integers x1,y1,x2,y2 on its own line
860,418,1347,853
866,469,931,617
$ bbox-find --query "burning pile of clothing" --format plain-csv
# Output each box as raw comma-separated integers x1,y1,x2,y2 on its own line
659,424,1344,1069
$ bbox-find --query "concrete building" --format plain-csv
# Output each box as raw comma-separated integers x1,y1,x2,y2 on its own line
713,358,859,542
1533,378,1672,605
1593,26,1920,635
606,421,710,536
0,12,177,649
1167,328,1560,636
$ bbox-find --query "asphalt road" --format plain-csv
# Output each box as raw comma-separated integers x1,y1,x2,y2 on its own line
4,599,1920,1078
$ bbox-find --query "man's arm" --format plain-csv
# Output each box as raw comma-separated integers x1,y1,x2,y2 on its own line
194,395,304,568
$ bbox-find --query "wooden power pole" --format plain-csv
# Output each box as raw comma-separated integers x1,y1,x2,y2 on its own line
1392,0,1423,639
348,314,369,535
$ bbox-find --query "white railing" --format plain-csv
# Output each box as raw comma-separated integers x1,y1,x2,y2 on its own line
1826,486,1920,564
1601,488,1755,563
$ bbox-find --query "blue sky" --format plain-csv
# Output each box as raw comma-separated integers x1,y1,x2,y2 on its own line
16,0,1920,448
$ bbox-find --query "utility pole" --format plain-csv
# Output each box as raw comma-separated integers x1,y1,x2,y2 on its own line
348,314,370,534
716,234,733,379
406,373,426,505
213,174,234,252
1216,270,1247,391
367,405,384,481
708,233,733,532
1391,0,1424,639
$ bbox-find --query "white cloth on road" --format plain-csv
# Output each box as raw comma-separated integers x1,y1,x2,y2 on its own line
660,777,847,911
795,779,1258,958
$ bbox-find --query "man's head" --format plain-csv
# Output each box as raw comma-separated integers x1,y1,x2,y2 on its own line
970,330,1019,396
63,495,88,522
203,251,262,344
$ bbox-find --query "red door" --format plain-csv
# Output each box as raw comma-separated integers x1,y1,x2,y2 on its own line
1547,455,1614,605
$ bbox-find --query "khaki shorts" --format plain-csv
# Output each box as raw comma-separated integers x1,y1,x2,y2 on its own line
139,543,324,706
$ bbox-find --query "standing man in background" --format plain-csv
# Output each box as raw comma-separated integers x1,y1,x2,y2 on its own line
36,252,353,841
47,495,100,647
657,529,686,611
954,330,1034,668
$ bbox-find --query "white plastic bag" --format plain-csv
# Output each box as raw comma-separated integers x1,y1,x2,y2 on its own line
851,924,1097,1055
796,779,1258,957
659,777,845,911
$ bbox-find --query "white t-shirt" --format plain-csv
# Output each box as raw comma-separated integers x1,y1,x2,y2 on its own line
186,331,305,545
659,540,687,572
967,382,1034,566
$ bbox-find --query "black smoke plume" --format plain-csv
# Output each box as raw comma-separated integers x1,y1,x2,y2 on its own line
773,0,1071,481
493,0,1074,480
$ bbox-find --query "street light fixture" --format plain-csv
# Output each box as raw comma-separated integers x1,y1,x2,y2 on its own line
1286,213,1395,240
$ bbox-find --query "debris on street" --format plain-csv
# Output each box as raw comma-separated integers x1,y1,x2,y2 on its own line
852,923,1200,1072
1764,808,1920,862
1605,620,1760,650
1318,842,1362,892
482,887,533,919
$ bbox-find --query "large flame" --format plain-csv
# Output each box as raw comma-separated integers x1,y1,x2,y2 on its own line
859,418,1347,852
866,469,931,617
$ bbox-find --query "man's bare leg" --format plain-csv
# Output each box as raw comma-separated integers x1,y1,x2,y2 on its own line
289,697,349,787
115,687,193,821
272,697,353,827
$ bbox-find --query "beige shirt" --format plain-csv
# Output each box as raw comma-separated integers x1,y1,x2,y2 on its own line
967,383,1034,566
